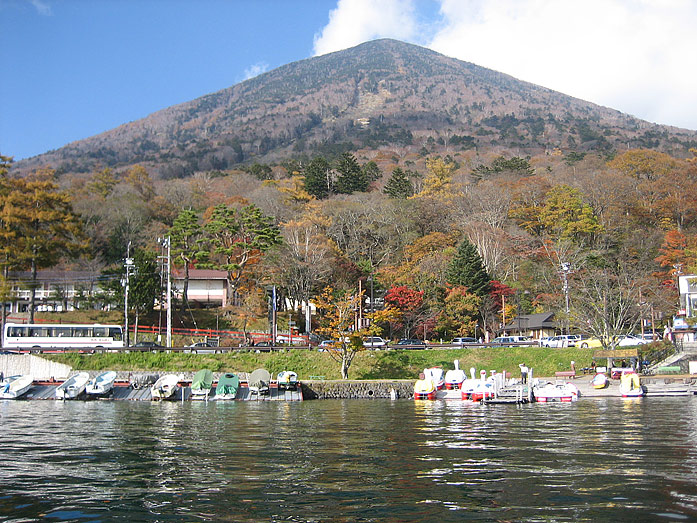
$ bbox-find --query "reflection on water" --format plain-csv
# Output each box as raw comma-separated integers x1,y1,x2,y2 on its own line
1,397,696,521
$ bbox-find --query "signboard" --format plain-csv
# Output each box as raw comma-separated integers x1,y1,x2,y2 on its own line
592,348,639,359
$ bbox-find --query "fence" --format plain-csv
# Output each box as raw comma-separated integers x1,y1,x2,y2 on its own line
133,324,309,346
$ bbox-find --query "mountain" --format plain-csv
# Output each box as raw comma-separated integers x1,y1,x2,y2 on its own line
14,39,697,178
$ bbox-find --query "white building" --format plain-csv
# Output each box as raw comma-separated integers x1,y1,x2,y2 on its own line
172,269,230,307
7,270,109,314
678,275,697,318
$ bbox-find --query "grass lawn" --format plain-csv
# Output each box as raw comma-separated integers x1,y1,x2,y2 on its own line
43,346,595,380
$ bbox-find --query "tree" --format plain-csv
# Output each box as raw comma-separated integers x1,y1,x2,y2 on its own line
435,285,481,339
315,286,365,379
512,184,602,245
607,149,678,181
446,238,491,297
123,164,155,200
0,154,14,339
362,161,382,183
383,167,413,199
169,208,203,311
129,249,160,317
480,281,515,341
414,157,455,198
537,185,603,244
569,260,643,348
655,229,690,286
336,152,368,194
384,285,426,338
245,163,274,180
6,169,87,322
303,156,333,199
87,167,118,199
200,203,282,297
274,215,332,327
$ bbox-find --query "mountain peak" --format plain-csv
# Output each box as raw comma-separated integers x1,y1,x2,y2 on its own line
14,39,697,178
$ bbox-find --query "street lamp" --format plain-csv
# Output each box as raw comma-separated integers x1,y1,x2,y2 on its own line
561,262,571,335
123,242,134,348
157,236,172,348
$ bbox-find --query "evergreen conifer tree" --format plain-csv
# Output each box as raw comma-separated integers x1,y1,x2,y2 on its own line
303,156,333,199
362,161,382,183
383,167,414,198
336,152,368,194
446,238,491,296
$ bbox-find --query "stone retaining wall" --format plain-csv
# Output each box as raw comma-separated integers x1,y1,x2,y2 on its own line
0,354,72,380
301,379,414,400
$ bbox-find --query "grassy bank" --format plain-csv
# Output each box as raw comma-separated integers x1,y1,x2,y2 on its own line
44,347,595,380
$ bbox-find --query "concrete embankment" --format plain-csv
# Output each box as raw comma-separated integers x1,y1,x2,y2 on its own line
300,375,697,400
301,379,414,399
569,374,696,397
0,354,72,380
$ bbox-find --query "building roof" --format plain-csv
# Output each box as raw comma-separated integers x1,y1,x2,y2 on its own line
9,270,104,284
172,268,228,280
502,312,557,331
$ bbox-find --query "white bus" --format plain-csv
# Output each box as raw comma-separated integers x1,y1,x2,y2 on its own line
2,323,124,352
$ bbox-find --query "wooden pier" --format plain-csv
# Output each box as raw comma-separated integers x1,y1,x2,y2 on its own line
18,381,303,402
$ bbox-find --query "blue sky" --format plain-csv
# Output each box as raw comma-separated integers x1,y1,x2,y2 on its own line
2,0,696,161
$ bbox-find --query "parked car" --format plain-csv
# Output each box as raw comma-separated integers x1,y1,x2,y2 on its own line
186,341,217,353
394,338,427,349
542,335,579,348
617,334,649,346
134,341,162,348
491,336,533,346
578,334,648,348
363,336,388,349
317,340,337,352
451,337,477,345
253,341,274,350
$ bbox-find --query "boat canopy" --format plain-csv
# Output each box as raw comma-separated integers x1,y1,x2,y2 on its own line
216,373,239,395
192,369,214,390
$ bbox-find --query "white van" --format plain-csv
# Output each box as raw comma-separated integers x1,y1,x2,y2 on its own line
491,336,533,346
541,335,580,348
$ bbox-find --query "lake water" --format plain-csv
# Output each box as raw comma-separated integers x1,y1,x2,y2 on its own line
1,397,697,522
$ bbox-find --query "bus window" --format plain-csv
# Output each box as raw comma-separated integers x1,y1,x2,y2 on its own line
9,326,27,337
109,327,123,341
93,327,107,337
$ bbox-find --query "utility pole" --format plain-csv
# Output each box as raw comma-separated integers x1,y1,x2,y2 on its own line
561,262,571,335
272,285,277,345
158,237,172,348
123,241,134,348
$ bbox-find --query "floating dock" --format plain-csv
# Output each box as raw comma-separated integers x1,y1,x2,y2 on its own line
17,381,303,402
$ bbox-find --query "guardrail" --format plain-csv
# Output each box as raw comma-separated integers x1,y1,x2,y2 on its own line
5,341,548,354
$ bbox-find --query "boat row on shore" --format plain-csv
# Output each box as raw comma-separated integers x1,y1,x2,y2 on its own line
0,368,300,401
413,361,647,402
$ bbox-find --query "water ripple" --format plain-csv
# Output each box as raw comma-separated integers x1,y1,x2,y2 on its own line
1,397,697,521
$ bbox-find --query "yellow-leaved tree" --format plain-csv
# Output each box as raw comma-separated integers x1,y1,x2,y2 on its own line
315,286,365,379
411,157,456,198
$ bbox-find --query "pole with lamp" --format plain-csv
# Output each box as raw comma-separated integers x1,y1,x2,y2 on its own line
157,236,172,348
122,242,134,348
561,262,571,335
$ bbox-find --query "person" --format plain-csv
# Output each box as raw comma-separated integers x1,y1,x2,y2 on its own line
519,363,528,384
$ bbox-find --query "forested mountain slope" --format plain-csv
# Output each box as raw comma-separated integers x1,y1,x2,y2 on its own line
14,39,697,179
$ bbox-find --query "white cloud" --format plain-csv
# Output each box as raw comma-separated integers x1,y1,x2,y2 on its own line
427,0,697,130
243,62,269,81
313,0,697,129
313,0,418,56
28,0,52,16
